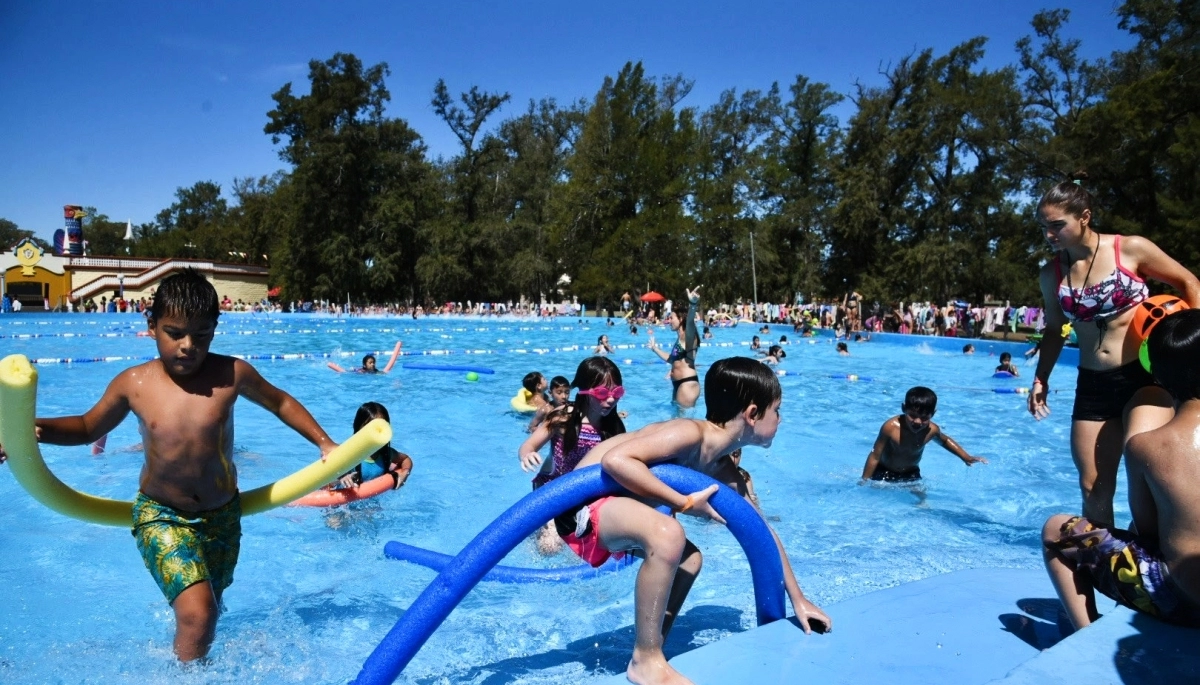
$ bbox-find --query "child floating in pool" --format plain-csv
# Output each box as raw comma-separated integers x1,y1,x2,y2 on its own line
518,359,626,555
861,386,986,484
1043,310,1200,631
995,352,1019,376
527,375,570,432
327,340,402,373
562,357,830,685
332,402,412,491
520,371,550,411
836,341,850,356
594,334,615,355
0,269,337,661
762,345,787,365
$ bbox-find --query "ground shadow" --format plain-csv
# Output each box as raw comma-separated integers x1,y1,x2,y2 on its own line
1114,555,1200,684
414,604,745,685
998,597,1067,650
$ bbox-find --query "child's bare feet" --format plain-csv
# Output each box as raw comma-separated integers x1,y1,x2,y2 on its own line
627,649,693,685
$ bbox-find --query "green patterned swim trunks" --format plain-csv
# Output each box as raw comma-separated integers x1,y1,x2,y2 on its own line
132,492,242,603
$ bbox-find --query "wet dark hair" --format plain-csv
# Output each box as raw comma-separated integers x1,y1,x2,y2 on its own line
705,356,781,424
836,342,848,352
149,268,220,322
555,356,626,453
999,352,1012,363
1148,309,1200,402
353,401,390,431
962,344,974,353
362,354,376,368
903,386,937,416
549,375,570,391
353,401,392,463
1037,170,1095,221
522,371,544,394
596,335,607,345
768,344,785,358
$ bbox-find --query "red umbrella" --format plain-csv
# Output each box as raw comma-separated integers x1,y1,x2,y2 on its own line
640,291,665,303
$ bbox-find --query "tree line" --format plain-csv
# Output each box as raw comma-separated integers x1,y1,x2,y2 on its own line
13,2,1195,311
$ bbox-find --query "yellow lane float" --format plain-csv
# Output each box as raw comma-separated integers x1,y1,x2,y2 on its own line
0,353,392,526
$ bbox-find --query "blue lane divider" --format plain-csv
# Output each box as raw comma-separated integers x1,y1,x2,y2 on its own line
401,363,496,374
384,541,636,582
352,464,786,685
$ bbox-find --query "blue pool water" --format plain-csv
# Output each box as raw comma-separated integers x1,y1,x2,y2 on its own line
0,314,1109,684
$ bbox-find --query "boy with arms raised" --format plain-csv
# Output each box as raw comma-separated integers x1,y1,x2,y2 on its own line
1043,310,1200,630
1,269,337,661
860,386,986,484
564,356,830,685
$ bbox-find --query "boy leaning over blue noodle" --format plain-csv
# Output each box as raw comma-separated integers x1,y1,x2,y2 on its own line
0,268,338,661
562,356,829,685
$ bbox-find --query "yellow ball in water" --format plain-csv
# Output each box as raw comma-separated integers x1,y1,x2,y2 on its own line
847,374,859,382
465,371,480,382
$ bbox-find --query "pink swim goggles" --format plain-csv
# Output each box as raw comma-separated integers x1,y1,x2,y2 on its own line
577,385,625,402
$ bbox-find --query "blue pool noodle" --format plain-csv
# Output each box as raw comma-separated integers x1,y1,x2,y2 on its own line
352,464,786,685
383,540,635,582
401,362,496,374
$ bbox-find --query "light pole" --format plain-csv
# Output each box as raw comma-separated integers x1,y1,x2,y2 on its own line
750,230,759,309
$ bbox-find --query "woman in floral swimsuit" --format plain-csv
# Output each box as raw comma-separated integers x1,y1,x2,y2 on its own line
1029,173,1200,525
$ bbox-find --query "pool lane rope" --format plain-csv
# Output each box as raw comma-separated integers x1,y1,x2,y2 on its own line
0,353,392,526
352,464,786,685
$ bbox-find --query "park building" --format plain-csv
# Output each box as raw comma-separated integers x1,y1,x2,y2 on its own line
1,237,268,311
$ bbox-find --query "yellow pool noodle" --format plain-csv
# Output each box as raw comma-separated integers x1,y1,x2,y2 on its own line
0,353,392,526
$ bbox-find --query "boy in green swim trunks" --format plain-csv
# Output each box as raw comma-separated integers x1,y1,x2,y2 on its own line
1043,310,1200,631
2,269,337,661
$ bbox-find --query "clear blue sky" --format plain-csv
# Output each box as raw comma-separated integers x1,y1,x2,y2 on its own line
0,1,1132,242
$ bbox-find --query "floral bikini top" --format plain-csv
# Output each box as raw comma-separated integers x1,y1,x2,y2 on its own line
1056,235,1148,324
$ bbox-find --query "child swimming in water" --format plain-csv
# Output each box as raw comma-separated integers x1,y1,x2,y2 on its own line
861,386,986,484
519,371,550,411
762,345,786,365
594,334,615,355
527,375,570,432
327,341,402,373
518,358,627,555
0,269,337,661
995,352,1019,376
561,357,829,684
332,402,412,491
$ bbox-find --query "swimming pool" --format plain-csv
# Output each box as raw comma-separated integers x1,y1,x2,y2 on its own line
0,314,1108,684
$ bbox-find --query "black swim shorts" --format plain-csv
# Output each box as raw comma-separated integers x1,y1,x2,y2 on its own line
1071,361,1156,422
870,465,921,483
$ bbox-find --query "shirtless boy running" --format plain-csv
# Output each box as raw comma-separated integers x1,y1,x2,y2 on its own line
861,386,986,483
2,269,337,661
1043,309,1200,630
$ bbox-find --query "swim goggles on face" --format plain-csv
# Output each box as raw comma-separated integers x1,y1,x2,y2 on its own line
577,385,625,402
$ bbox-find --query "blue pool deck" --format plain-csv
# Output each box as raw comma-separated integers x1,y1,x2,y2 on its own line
594,568,1199,685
